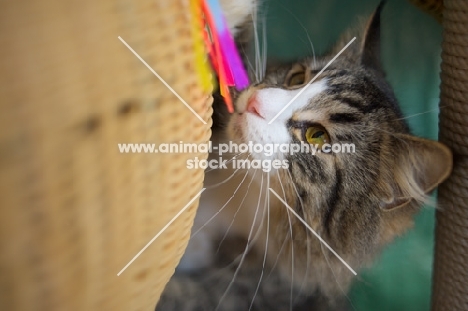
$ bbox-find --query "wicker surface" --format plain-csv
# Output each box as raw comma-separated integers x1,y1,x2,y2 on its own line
432,0,468,310
0,0,212,310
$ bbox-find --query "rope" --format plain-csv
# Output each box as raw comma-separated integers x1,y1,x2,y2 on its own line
432,0,468,310
408,0,443,22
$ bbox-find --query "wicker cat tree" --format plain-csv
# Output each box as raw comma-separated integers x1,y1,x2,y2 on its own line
0,1,211,310
0,0,465,310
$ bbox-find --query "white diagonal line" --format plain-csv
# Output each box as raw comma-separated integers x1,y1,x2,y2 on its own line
118,36,207,125
117,188,206,276
268,188,357,275
268,37,356,124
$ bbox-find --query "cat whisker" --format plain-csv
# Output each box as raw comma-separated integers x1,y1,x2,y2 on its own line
269,188,357,275
204,151,246,174
191,168,250,239
216,168,258,253
251,3,268,82
246,180,269,249
395,106,446,122
277,171,294,311
249,172,270,310
261,14,268,80
265,226,289,280
318,242,358,311
216,172,265,311
205,150,243,155
279,3,317,67
344,106,447,143
286,169,312,305
252,3,261,83
339,122,409,145
205,165,242,189
241,44,257,82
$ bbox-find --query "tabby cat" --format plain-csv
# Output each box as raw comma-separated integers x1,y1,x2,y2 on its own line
156,1,452,310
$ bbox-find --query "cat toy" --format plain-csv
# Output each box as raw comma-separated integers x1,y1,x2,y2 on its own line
191,0,250,113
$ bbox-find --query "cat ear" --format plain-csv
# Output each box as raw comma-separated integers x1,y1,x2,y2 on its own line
380,133,452,210
361,1,386,72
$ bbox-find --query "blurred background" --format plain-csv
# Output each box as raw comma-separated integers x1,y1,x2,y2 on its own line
258,0,442,310
0,0,443,310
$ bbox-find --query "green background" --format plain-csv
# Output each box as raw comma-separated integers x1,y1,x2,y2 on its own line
258,0,442,310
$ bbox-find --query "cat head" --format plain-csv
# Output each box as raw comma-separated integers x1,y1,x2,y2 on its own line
226,2,452,294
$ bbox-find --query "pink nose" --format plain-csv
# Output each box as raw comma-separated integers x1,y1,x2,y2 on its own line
246,93,263,119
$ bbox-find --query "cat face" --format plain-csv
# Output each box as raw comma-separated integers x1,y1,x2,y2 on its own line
225,4,452,294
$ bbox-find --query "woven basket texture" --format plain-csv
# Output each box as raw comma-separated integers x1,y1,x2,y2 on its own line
0,0,212,310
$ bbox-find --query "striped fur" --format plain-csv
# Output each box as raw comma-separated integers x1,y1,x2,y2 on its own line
157,2,452,310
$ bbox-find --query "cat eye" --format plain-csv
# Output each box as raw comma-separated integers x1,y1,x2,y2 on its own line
305,126,330,147
286,72,306,87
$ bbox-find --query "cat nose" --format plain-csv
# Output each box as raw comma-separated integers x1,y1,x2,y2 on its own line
246,93,264,119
